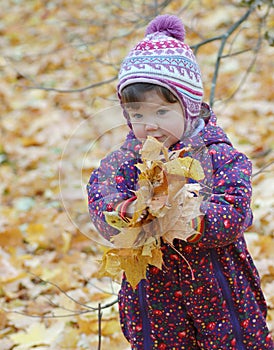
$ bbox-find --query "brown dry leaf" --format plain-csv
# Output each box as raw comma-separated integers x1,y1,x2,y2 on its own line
146,244,163,270
96,249,122,281
131,177,153,224
166,176,186,200
97,243,163,288
104,211,129,230
0,309,8,329
166,156,205,181
25,223,46,247
120,245,163,288
111,227,142,248
153,168,169,197
169,147,192,160
179,184,204,218
99,137,205,287
163,219,191,244
251,236,274,259
163,184,203,243
0,250,26,283
0,227,24,247
165,158,189,176
121,252,149,288
78,315,98,334
141,136,165,160
149,194,168,214
25,296,53,317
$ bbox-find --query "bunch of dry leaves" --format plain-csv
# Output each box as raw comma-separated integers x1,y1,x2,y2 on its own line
99,137,205,287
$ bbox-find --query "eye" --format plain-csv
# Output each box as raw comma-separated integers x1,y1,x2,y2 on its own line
157,108,169,116
131,113,143,120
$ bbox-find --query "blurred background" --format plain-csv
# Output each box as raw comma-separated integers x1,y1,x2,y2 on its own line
0,1,273,349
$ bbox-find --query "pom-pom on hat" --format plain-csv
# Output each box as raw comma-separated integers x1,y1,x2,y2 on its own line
118,15,203,125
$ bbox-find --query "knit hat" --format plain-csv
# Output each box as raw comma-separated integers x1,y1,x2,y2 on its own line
118,15,204,130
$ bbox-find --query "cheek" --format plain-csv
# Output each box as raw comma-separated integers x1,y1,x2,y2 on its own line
132,123,145,139
163,118,185,138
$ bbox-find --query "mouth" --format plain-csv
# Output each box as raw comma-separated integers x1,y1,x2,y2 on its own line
149,136,166,143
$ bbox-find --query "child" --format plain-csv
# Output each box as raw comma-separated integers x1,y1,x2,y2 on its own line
87,15,274,349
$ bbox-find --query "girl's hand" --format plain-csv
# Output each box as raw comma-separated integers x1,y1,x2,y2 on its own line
116,198,148,223
125,200,148,222
125,200,136,218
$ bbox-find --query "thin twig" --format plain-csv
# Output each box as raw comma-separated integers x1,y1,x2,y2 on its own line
20,76,117,93
25,273,119,315
4,308,92,319
98,303,103,350
191,35,223,55
42,295,81,313
252,160,274,178
209,3,258,106
222,38,262,103
220,48,252,59
2,298,118,319
29,273,97,310
88,280,118,296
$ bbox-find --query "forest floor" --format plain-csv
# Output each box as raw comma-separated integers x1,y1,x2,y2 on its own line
0,1,273,349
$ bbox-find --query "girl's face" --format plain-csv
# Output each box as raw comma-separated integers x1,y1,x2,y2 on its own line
125,89,185,149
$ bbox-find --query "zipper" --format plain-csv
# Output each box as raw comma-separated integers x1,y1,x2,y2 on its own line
210,250,245,350
138,279,152,349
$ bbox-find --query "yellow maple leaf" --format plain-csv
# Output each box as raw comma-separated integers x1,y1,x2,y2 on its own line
165,156,205,181
141,242,163,274
96,249,122,281
120,250,149,288
97,243,163,288
104,211,129,229
9,322,64,348
121,244,163,288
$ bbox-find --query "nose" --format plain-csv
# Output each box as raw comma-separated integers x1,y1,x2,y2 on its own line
144,119,158,131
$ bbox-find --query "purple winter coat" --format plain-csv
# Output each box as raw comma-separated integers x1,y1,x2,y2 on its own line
87,106,273,349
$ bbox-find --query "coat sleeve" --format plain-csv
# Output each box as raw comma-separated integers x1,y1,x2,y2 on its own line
86,149,138,241
198,143,253,249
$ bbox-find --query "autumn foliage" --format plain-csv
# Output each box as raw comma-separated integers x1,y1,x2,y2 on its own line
0,1,273,349
99,137,205,288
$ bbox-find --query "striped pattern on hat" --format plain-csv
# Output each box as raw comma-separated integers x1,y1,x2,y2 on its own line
118,15,203,121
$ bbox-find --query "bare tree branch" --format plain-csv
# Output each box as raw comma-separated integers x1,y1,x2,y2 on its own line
98,303,102,350
252,160,274,177
2,273,119,319
21,76,118,93
209,2,259,106
3,298,118,319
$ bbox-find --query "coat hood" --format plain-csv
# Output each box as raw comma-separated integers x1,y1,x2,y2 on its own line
200,103,232,147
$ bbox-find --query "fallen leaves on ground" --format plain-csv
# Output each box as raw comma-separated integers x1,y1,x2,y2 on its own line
0,0,273,348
